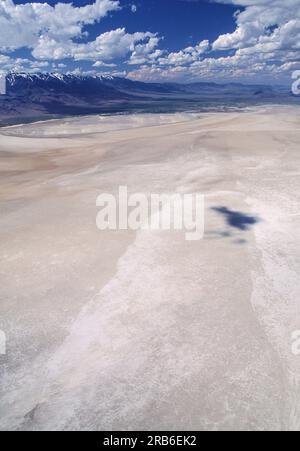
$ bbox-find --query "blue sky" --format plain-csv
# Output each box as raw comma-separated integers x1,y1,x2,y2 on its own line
0,0,299,84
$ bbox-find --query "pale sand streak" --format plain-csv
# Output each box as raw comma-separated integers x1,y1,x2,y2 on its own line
0,106,299,430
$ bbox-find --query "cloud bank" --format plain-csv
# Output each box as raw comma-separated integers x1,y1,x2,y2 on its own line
0,0,299,83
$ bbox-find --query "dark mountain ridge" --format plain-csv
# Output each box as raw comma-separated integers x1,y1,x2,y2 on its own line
0,72,296,125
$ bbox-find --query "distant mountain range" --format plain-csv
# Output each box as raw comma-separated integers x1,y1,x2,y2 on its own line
0,73,296,125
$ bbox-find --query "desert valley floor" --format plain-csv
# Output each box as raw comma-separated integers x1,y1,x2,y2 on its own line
0,106,300,430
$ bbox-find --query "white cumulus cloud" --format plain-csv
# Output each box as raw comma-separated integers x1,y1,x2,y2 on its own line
0,0,299,83
0,0,121,51
129,0,300,83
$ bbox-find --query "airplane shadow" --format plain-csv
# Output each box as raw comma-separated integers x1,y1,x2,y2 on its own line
211,206,260,232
